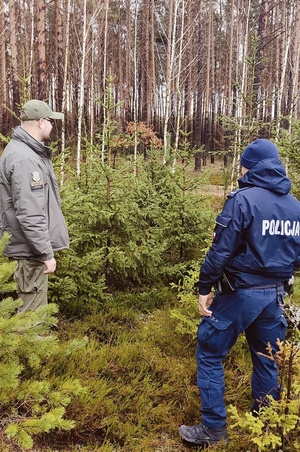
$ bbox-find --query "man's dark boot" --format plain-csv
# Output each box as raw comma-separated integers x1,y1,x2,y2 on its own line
178,422,228,446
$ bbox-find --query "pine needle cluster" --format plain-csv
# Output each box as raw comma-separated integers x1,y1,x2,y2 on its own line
0,234,87,450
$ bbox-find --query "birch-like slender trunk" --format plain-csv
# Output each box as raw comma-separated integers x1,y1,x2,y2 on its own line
253,0,268,119
275,4,294,137
172,0,185,172
163,0,176,164
60,0,71,184
226,0,234,117
288,2,300,128
101,0,109,164
150,0,156,126
77,0,88,176
132,0,139,176
90,30,95,147
231,0,251,191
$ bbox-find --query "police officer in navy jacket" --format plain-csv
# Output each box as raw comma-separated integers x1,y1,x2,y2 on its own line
179,139,300,447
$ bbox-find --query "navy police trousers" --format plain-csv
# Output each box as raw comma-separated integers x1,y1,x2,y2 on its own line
196,286,287,428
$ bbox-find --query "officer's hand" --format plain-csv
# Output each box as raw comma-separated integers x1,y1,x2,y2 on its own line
44,258,56,274
198,292,213,316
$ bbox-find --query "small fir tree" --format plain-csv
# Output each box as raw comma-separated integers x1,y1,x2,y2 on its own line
0,234,86,450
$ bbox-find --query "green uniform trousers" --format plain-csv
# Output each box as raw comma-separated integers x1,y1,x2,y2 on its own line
14,259,48,312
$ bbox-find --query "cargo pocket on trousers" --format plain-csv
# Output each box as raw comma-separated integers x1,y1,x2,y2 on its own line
14,260,41,294
278,315,288,342
197,378,212,409
197,315,232,354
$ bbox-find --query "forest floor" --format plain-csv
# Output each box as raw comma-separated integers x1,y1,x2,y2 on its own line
192,158,234,198
3,158,250,452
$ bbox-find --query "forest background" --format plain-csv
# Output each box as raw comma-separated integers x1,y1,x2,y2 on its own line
0,0,300,451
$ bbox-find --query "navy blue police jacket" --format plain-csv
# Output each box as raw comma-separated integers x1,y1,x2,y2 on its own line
199,158,300,295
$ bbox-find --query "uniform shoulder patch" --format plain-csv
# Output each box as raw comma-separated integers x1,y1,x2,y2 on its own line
30,171,43,190
31,171,41,182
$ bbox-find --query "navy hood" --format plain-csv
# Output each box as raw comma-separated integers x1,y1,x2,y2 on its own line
238,158,291,195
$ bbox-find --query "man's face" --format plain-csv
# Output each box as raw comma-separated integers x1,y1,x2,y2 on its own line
39,117,53,141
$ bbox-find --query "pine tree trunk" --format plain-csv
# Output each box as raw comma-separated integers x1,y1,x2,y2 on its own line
0,3,8,136
36,0,47,99
253,0,268,119
150,0,156,128
9,0,20,114
125,0,132,122
54,0,64,111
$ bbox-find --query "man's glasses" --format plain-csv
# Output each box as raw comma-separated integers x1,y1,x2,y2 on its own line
44,118,54,125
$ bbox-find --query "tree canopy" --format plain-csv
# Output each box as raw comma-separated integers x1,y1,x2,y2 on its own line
1,0,300,162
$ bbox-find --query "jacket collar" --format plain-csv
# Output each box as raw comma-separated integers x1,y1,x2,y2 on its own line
12,126,52,159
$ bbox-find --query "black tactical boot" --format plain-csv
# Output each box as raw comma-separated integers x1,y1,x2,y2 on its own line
178,422,228,446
